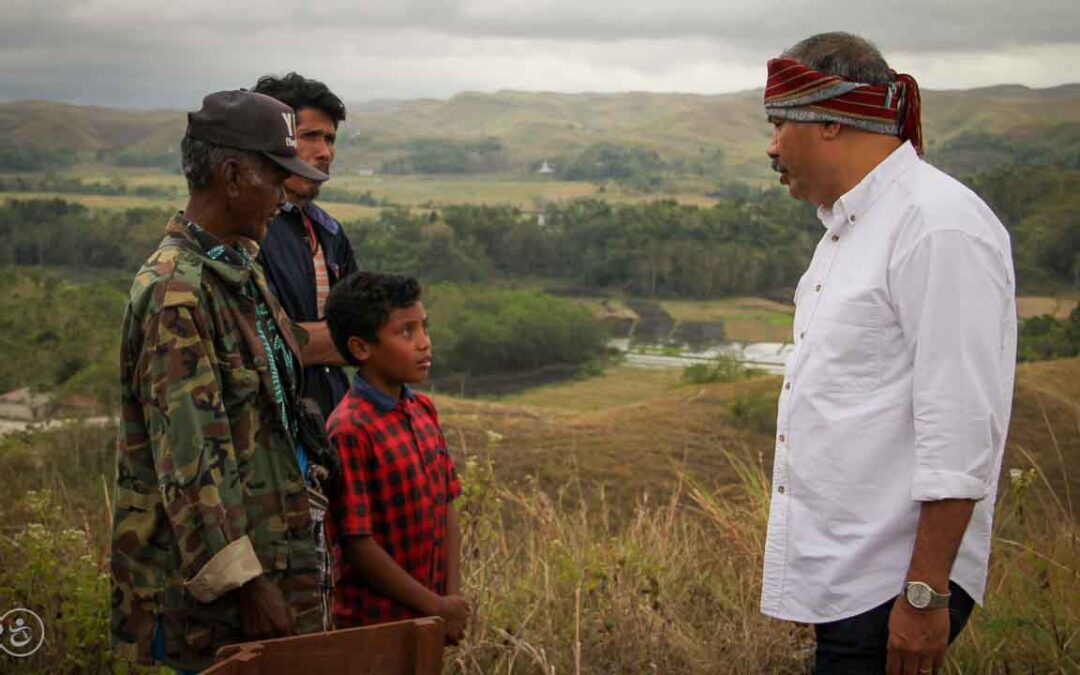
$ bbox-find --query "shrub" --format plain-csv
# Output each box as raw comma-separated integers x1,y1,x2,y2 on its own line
682,353,760,384
427,285,607,377
1018,304,1080,362
727,387,778,435
0,490,120,673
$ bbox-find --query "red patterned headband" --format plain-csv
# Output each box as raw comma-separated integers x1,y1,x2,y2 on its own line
764,57,923,155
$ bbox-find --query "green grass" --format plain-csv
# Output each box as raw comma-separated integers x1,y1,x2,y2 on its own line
661,296,794,343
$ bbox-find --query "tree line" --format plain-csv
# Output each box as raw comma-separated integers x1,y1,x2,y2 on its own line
1,165,1074,295
349,192,822,297
0,269,605,406
0,174,179,199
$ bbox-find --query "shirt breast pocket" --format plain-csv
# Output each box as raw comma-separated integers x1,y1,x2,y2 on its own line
811,300,882,393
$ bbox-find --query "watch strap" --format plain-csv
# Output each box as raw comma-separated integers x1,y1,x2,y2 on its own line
904,581,951,610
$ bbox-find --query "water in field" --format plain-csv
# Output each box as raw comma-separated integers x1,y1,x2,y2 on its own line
608,298,793,374
610,338,792,375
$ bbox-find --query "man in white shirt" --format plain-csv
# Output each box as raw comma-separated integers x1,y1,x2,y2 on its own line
759,33,1017,675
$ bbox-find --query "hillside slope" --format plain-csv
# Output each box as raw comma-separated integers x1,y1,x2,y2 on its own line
0,100,183,153
3,84,1079,182
435,358,1080,507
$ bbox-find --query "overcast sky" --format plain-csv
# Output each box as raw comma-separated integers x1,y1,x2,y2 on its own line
2,0,1079,109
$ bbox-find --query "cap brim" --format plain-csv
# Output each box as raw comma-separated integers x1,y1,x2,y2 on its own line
263,152,329,182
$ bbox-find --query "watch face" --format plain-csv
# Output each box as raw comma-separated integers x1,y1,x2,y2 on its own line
907,583,933,609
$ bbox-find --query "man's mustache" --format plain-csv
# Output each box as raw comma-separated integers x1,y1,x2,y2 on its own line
771,158,788,174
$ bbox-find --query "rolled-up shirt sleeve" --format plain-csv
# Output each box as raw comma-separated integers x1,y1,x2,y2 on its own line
890,229,1013,502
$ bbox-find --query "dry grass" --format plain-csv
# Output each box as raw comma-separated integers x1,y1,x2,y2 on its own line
446,393,1079,673
436,373,782,512
315,201,385,222
497,365,684,412
1017,294,1079,320
438,359,1080,510
441,360,1079,674
0,359,1076,673
0,191,177,211
448,452,814,674
20,165,726,211
317,174,599,207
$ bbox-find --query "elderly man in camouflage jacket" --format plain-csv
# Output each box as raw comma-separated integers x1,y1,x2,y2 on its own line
110,91,332,672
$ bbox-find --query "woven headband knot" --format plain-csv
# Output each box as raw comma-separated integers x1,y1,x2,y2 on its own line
764,57,923,155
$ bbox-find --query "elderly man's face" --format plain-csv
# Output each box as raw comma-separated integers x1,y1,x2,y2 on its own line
767,117,829,206
233,156,289,241
284,107,337,203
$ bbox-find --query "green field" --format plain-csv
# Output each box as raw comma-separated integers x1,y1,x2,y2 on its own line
5,162,730,210
661,296,794,343
1,190,175,210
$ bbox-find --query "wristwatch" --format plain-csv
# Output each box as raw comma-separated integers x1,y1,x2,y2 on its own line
903,581,951,610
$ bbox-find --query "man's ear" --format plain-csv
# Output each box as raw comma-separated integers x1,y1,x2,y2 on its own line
221,157,243,198
346,335,372,364
820,122,843,142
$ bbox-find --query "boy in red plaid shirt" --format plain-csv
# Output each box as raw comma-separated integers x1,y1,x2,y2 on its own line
323,271,469,643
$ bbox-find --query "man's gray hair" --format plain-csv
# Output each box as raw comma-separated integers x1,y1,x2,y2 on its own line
783,32,892,86
180,135,260,193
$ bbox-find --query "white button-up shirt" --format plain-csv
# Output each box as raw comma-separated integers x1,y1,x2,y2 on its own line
760,142,1017,624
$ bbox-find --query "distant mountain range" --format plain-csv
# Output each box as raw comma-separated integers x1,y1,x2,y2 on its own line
2,84,1079,183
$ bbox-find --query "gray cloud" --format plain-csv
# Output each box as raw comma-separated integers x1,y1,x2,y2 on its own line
0,0,1077,108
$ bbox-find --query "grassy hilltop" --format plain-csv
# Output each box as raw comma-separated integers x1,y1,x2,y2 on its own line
1,360,1076,673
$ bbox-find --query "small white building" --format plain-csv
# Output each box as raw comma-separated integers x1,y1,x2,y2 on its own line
0,388,53,422
537,160,555,175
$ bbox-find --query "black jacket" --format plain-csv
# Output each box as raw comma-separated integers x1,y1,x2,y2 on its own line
258,201,359,418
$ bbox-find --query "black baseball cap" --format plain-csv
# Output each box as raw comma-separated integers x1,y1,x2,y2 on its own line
187,90,329,182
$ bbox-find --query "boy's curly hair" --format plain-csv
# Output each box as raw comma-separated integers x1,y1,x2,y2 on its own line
324,272,423,366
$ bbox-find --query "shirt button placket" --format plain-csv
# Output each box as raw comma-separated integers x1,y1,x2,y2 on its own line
775,429,789,495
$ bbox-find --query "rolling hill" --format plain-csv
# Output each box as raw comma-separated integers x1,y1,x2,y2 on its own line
2,84,1079,183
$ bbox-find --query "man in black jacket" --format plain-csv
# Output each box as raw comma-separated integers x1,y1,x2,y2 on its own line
253,73,359,418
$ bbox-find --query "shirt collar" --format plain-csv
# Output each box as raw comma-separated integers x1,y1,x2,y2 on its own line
816,141,918,231
352,373,415,414
282,201,341,236
165,212,256,287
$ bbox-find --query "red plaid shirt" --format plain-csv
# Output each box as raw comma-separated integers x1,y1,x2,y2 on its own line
326,376,461,628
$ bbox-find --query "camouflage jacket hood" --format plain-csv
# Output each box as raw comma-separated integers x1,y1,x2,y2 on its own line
111,213,324,671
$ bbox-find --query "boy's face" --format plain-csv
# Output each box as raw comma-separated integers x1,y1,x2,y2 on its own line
349,301,432,386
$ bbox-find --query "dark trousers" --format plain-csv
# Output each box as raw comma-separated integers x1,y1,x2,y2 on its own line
814,582,975,675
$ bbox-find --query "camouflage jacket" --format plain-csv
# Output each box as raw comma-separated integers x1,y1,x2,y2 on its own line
111,213,323,671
